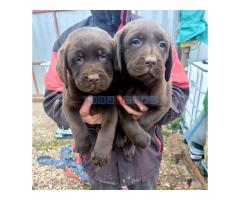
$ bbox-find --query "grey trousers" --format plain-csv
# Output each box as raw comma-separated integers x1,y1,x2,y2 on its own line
89,172,159,190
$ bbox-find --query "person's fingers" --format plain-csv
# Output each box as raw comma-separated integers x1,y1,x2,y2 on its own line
121,103,143,117
133,96,149,112
79,96,93,117
90,115,102,124
94,117,103,124
132,115,140,120
90,114,102,124
117,95,143,117
82,114,103,125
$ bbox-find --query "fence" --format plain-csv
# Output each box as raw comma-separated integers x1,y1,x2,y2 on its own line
32,10,91,100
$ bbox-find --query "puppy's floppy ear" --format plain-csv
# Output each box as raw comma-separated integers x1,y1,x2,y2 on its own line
114,30,124,72
164,45,173,82
56,46,69,88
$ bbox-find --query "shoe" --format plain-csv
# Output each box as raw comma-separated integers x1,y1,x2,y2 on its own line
188,141,204,160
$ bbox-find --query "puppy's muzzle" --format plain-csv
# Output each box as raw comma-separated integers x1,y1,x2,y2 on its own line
78,70,112,94
86,73,100,85
128,55,163,79
82,71,108,85
145,56,157,67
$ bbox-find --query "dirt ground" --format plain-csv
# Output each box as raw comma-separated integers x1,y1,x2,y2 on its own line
32,101,203,190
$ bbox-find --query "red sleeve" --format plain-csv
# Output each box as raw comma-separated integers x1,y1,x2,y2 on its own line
170,46,189,88
44,51,64,92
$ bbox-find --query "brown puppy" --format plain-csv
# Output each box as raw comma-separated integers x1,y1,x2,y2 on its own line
114,19,172,157
56,27,118,166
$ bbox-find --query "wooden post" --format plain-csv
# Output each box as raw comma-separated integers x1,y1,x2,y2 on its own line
168,134,208,189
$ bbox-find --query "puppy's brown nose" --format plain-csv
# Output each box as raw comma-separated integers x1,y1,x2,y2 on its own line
145,56,157,66
88,74,100,84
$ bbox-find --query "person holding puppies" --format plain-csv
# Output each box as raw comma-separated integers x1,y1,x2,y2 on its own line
43,10,189,190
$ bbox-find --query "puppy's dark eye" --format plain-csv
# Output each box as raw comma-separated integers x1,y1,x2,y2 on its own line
99,53,108,62
74,56,83,63
159,41,167,49
99,54,107,59
130,38,142,46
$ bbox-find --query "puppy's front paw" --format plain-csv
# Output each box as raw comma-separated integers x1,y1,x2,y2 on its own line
74,137,92,154
91,148,111,167
123,142,136,159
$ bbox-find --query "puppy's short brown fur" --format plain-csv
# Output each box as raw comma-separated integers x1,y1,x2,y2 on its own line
57,27,118,166
114,19,172,157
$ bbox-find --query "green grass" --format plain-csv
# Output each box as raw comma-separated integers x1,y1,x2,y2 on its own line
81,184,91,190
32,139,72,152
170,117,181,130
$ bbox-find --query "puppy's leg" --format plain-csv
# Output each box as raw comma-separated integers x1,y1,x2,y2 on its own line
138,85,172,131
91,106,118,167
63,104,92,154
118,108,151,148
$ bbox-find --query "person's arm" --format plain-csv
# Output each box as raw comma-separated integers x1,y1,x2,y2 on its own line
43,89,69,128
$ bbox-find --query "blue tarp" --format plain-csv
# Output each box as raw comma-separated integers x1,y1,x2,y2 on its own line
177,10,208,44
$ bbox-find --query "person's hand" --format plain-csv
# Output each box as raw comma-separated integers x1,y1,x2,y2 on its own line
79,96,103,124
117,96,148,120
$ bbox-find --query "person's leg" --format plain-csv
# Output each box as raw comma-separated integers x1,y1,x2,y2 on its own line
127,172,159,190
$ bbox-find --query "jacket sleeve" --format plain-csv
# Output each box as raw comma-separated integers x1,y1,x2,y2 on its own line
157,45,190,125
43,89,69,129
157,86,189,125
43,47,68,128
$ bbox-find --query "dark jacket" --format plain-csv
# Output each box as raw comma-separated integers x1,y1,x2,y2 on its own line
43,10,189,186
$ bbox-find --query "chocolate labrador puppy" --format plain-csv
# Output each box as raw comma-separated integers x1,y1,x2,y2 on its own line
56,27,118,166
114,19,172,157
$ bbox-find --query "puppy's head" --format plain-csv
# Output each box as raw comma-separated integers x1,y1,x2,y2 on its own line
114,18,172,83
57,27,115,94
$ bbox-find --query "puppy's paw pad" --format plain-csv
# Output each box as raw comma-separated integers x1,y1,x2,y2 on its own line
123,144,136,158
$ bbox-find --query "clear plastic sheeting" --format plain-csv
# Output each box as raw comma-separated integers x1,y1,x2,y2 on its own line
32,64,49,95
56,11,91,34
32,11,91,62
138,10,179,45
32,12,57,62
